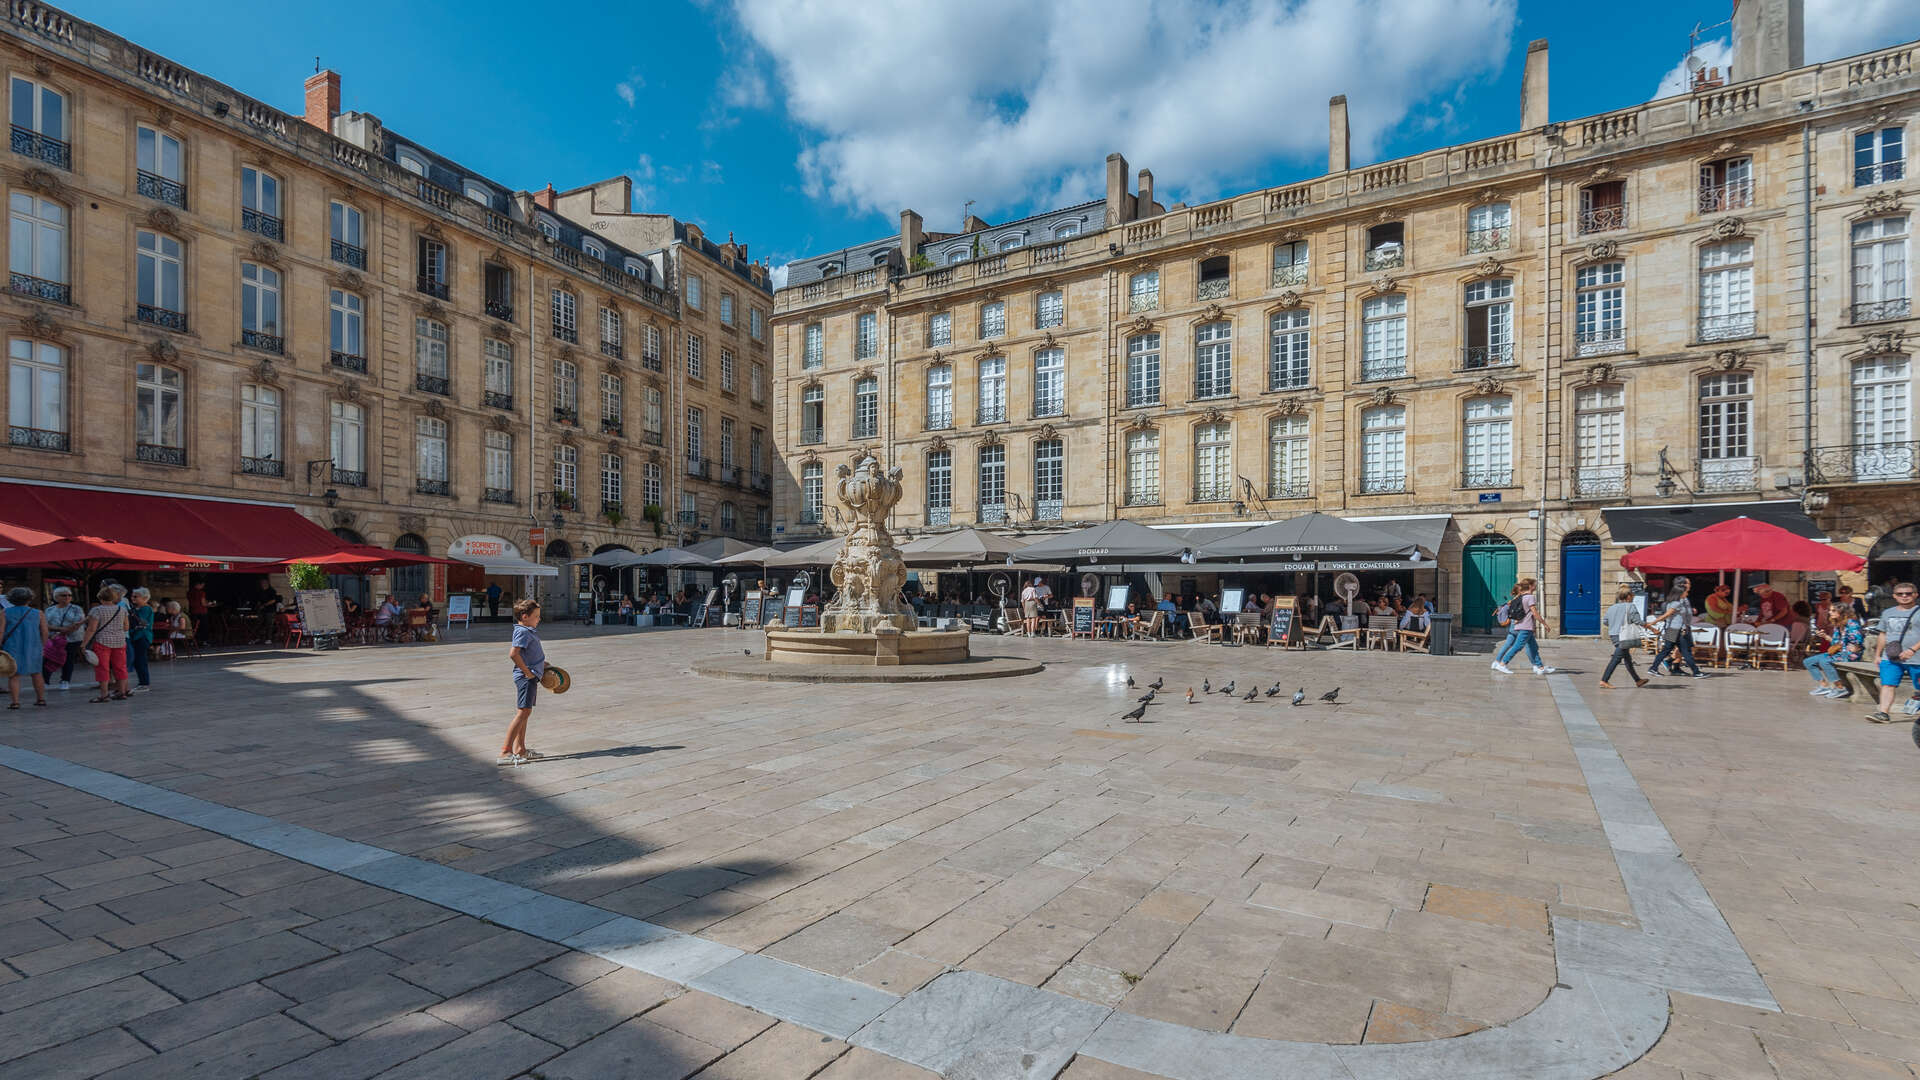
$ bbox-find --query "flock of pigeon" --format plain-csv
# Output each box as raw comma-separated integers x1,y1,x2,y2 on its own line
1117,674,1339,722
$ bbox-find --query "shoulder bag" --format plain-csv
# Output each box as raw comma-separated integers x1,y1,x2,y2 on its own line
82,607,122,670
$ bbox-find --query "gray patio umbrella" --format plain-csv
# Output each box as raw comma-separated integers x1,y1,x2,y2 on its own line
763,536,845,568
899,528,1037,567
713,545,781,567
1012,519,1192,564
628,547,718,568
684,537,764,561
1194,512,1421,561
570,549,651,569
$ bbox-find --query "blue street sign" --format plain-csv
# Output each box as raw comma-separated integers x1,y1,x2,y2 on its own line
1478,492,1502,503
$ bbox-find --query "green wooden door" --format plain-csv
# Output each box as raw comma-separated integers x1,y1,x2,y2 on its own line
1463,536,1517,632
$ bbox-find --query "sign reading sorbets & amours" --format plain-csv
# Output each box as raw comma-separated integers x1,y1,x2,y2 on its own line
449,536,516,561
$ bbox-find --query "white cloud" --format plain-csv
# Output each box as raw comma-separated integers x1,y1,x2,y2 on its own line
730,0,1517,220
1654,0,1920,99
629,153,657,208
769,263,789,288
1653,38,1732,99
615,71,644,108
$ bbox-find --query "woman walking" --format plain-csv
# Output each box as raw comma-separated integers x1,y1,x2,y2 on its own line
1598,585,1651,689
83,586,130,702
3,588,48,709
127,587,155,693
1491,579,1556,675
1648,580,1708,678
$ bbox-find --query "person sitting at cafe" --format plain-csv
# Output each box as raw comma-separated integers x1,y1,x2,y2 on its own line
1753,582,1791,627
1703,583,1733,627
1787,600,1814,645
618,596,635,622
1155,595,1188,637
1399,598,1431,633
1834,585,1868,621
1804,603,1865,699
374,594,403,629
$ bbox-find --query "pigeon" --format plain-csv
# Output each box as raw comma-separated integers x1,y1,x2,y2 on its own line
1218,680,1235,697
1126,675,1136,688
1265,683,1282,698
1148,677,1164,690
1202,678,1211,695
1137,689,1156,704
1320,687,1341,703
1121,703,1147,722
1186,687,1196,704
1242,688,1258,701
1291,688,1306,707
743,649,752,656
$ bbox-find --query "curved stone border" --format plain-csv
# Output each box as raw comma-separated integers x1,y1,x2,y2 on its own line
691,654,1044,683
0,675,1775,1079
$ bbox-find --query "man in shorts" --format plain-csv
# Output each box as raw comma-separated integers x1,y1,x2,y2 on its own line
1867,581,1920,724
501,599,547,764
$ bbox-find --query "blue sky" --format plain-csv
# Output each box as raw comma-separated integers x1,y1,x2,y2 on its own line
66,0,1920,279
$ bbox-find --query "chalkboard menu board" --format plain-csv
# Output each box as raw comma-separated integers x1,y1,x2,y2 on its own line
698,589,721,628
1268,603,1295,647
800,604,820,628
1071,597,1095,636
763,596,786,626
742,591,763,625
575,594,592,621
782,601,801,628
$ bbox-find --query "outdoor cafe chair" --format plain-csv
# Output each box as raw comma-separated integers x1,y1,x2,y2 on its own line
1319,615,1360,650
1188,609,1223,644
1130,610,1167,641
1752,624,1792,671
1396,620,1432,654
278,613,309,651
1364,614,1398,650
1723,622,1760,666
1689,623,1725,668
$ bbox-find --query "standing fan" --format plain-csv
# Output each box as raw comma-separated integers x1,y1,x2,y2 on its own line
1335,572,1361,608
1079,572,1099,598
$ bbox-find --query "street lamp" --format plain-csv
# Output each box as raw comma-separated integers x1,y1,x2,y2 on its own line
1655,446,1679,498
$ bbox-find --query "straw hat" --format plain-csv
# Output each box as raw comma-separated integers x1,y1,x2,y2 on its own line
539,665,571,694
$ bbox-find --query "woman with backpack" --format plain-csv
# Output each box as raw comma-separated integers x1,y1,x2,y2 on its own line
1599,585,1652,689
1648,580,1709,679
1490,578,1556,675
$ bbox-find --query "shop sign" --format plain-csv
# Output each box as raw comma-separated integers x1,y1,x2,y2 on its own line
447,535,523,561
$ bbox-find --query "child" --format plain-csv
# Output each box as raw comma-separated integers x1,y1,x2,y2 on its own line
501,599,546,766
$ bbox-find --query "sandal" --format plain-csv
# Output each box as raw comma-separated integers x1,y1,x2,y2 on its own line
88,695,111,703
33,700,47,707
5,703,17,710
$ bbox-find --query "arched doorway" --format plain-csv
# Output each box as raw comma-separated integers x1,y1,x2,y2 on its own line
1463,534,1517,632
328,528,369,609
390,533,428,602
1868,523,1920,613
1560,531,1602,635
593,543,635,603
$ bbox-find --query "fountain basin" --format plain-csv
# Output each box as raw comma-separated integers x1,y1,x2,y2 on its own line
765,626,969,666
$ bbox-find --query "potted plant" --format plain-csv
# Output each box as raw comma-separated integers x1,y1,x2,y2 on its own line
642,503,664,538
288,562,327,592
603,506,626,528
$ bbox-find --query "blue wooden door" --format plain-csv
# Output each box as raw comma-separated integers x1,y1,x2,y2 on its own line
1561,542,1602,635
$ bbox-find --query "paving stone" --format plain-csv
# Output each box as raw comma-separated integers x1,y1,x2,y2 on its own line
687,1021,851,1079
642,989,779,1052
360,1021,560,1080
426,968,572,1031
852,970,1107,1080
145,929,336,1000
262,945,402,1001
293,896,455,952
0,1026,154,1080
1361,1001,1488,1043
506,967,679,1047
692,952,898,1040
287,973,442,1039
1422,883,1549,934
0,974,180,1065
390,929,564,997
536,1017,725,1080
94,1013,330,1080
125,981,296,1051
762,912,907,975
813,1046,943,1079
259,1011,465,1080
848,948,947,995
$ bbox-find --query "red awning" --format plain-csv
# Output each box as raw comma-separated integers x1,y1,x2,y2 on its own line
0,536,235,572
0,481,345,563
275,545,457,572
1620,517,1865,573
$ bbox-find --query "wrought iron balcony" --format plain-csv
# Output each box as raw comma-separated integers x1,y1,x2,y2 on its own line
752,471,772,493
926,408,954,431
1578,205,1627,233
978,501,1007,525
852,421,877,440
1267,480,1311,499
642,352,662,372
331,351,367,374
552,406,579,425
925,505,952,527
240,455,283,477
600,418,623,437
1574,327,1626,357
721,465,743,487
643,430,664,447
9,273,69,304
1462,466,1513,488
330,239,366,269
242,208,284,242
1034,499,1063,522
1698,311,1756,342
1805,442,1919,485
1363,246,1403,271
1855,160,1906,187
1197,278,1230,300
551,323,578,344
1462,344,1514,369
136,443,186,466
1696,457,1759,493
414,373,449,396
1466,226,1509,254
800,426,823,445
485,299,513,321
136,170,186,208
1571,464,1629,498
1360,356,1408,381
333,468,367,488
1191,481,1234,503
1125,390,1160,409
242,329,283,354
550,490,577,512
1124,488,1160,507
1697,180,1754,214
1193,378,1231,400
483,390,513,410
1128,291,1158,313
416,276,449,300
1269,371,1311,392
687,457,711,480
10,126,70,170
1851,297,1911,324
415,478,451,497
600,340,623,360
976,404,1006,425
8,426,68,452
602,501,624,519
1358,473,1408,495
1271,265,1307,288
484,487,515,505
1033,396,1065,419
137,304,188,332
798,509,822,525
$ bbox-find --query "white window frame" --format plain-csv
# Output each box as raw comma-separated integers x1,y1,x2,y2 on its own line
928,311,951,347
1464,277,1515,367
1361,294,1408,380
551,288,577,340
1575,261,1626,355
415,416,448,483
10,75,66,142
8,191,67,286
802,463,824,522
330,289,364,359
240,262,281,337
136,230,183,313
1268,309,1310,390
803,322,823,368
1855,127,1906,187
926,364,953,429
330,401,365,476
240,166,280,223
1036,290,1064,329
720,292,735,326
1851,215,1909,319
484,339,513,399
856,312,877,358
1193,421,1232,501
1126,429,1160,505
1463,395,1515,486
1033,347,1065,417
1698,239,1756,340
6,337,64,438
1128,270,1159,312
553,443,578,498
686,332,704,379
853,376,878,438
685,273,703,309
1268,414,1309,497
135,362,184,448
136,124,183,182
1360,405,1407,493
1127,333,1161,407
240,383,279,464
601,453,623,506
414,317,449,379
977,355,1006,423
979,300,1006,340
485,430,513,492
1194,321,1232,399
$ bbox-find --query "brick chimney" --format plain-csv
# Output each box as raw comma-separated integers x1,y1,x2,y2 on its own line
303,69,339,132
532,183,558,211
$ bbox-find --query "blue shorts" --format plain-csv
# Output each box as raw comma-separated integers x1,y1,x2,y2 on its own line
1879,659,1920,689
514,674,538,709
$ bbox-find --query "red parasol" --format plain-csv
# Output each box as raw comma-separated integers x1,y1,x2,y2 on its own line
0,536,247,574
278,545,456,572
1621,517,1863,573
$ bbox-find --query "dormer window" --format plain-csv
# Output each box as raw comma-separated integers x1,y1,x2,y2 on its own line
1054,221,1080,239
819,261,842,278
537,218,559,242
947,249,968,265
999,235,1024,252
583,239,605,261
396,148,428,176
871,250,890,267
626,259,650,281
1364,223,1404,271
462,181,491,206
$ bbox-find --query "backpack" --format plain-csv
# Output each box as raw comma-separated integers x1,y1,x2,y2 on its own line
1494,596,1524,627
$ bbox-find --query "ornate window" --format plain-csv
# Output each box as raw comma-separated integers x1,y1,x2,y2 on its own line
1193,422,1232,502
7,192,67,302
1361,294,1407,380
553,359,579,419
1268,310,1309,390
720,292,735,326
685,273,703,309
800,384,823,444
1579,181,1626,233
856,311,877,358
801,462,824,523
977,444,1006,523
329,201,365,268
553,443,577,500
720,347,736,392
720,416,737,470
240,263,282,352
485,431,513,498
803,322,823,368
642,324,663,370
240,384,280,472
1271,241,1308,287
1268,415,1309,499
853,376,878,439
926,364,953,430
1575,261,1626,356
1850,355,1911,481
644,385,663,440
415,416,448,491
484,340,513,408
7,338,65,450
686,332,704,379
600,306,623,356
1364,223,1404,270
601,453,623,510
1125,429,1160,505
1463,278,1514,368
330,401,365,481
977,355,1006,424
1034,439,1064,520
136,230,185,329
1467,202,1510,253
750,306,765,340
330,290,365,369
1197,255,1230,300
751,362,765,403
1856,127,1905,187
416,236,448,298
135,362,184,460
642,462,662,508
240,166,282,240
928,311,951,347
601,373,623,431
1698,239,1756,341
136,125,185,207
414,317,449,394
1574,385,1627,497
686,405,704,468
1463,395,1514,487
1698,156,1753,214
1126,333,1160,408
979,300,1006,340
1697,372,1754,491
1129,270,1159,312
1033,348,1065,417
550,288,577,342
1035,290,1064,329
925,449,952,525
1851,216,1910,323
1359,405,1407,493
1194,321,1232,399
9,75,69,169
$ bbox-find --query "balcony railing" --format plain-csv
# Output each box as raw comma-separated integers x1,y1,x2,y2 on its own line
137,304,188,332
1466,226,1509,254
242,329,283,354
852,422,877,440
752,472,772,493
1855,160,1906,187
1358,473,1407,495
552,324,578,344
1697,457,1758,493
1197,278,1230,300
553,406,578,425
978,501,1007,525
686,457,711,479
1805,442,1919,485
600,418,623,437
240,455,283,477
333,468,367,488
1363,246,1403,271
484,487,515,505
1191,481,1234,503
242,208,284,241
798,510,821,525
1574,327,1626,357
602,501,624,519
642,351,662,372
331,351,367,374
600,340,623,360
977,403,1006,425
8,273,69,304
643,430,664,447
136,170,186,208
1571,464,1629,498
1697,180,1754,214
1360,356,1408,381
483,390,513,410
10,126,70,170
330,239,366,269
1578,205,1627,233
485,299,513,321
1128,291,1158,313
1271,265,1307,288
416,276,449,300
8,426,68,452
721,465,743,487
1462,466,1513,488
1698,311,1756,342
416,478,451,497
800,426,823,445
1267,480,1310,499
1033,396,1065,419
1124,488,1159,507
1126,390,1160,409
926,505,952,527
1851,297,1911,324
1034,499,1064,522
1462,345,1514,369
926,408,954,431
136,443,186,466
415,373,449,396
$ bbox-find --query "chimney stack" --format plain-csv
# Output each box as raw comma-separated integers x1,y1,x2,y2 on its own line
532,183,558,211
1136,169,1155,217
899,209,924,262
1105,152,1133,226
1328,96,1350,173
303,69,339,132
1520,39,1549,128
1732,0,1804,81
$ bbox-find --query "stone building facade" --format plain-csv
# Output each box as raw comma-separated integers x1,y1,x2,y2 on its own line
771,8,1920,631
0,3,771,608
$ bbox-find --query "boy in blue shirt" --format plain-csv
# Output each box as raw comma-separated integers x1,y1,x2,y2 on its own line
502,599,546,765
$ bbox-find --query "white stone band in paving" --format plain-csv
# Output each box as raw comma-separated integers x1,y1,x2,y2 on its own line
0,677,1772,1079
